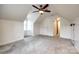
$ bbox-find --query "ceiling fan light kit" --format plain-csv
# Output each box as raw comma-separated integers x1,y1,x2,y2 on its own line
39,10,44,15
32,4,51,15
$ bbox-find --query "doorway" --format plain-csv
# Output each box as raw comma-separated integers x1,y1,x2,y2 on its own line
53,17,60,37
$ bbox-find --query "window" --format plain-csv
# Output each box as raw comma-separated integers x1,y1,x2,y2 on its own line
24,20,26,30
24,20,32,31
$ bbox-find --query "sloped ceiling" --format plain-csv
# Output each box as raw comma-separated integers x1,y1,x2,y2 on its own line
53,4,79,20
35,4,79,23
0,4,79,21
0,4,32,21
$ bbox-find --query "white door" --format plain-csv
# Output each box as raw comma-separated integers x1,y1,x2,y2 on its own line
74,24,79,40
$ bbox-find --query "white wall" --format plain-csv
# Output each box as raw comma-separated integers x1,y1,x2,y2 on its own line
39,16,55,36
60,17,72,39
27,12,39,23
0,19,24,45
33,23,40,35
34,16,72,39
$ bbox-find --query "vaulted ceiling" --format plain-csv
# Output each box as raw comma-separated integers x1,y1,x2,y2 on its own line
53,4,79,20
0,4,79,21
0,4,32,21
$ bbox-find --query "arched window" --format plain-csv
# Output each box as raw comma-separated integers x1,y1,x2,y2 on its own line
24,20,32,31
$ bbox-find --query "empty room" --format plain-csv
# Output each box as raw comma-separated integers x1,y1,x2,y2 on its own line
0,4,79,54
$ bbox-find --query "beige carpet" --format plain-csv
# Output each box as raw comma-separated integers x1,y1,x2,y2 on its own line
1,35,79,54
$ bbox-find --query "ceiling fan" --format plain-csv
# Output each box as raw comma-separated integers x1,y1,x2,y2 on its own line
32,4,51,15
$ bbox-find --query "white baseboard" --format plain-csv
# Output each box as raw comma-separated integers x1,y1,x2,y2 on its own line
0,38,24,46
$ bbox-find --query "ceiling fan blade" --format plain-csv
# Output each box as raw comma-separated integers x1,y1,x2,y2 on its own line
32,5,40,10
44,10,51,12
42,4,49,9
32,11,39,13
